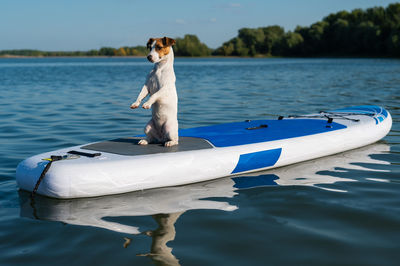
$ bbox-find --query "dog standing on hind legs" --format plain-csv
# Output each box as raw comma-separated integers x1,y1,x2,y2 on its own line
130,37,179,147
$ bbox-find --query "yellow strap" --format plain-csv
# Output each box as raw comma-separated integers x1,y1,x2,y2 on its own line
42,158,53,162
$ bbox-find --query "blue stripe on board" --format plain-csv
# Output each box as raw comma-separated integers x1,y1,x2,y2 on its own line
231,148,282,174
381,107,388,118
334,105,389,124
180,119,346,148
334,105,384,115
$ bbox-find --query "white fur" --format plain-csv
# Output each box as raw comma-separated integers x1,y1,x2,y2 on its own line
147,41,161,63
130,41,178,147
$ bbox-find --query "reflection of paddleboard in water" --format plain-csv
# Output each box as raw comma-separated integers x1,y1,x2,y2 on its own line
16,105,392,198
20,177,238,235
234,143,391,192
19,142,391,235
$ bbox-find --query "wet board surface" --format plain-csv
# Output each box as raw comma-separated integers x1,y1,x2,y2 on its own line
82,137,213,156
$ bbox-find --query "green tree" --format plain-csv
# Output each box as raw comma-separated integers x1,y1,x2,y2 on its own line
174,34,211,56
98,47,116,56
354,21,381,54
234,37,250,56
332,18,351,54
238,28,265,55
214,40,235,56
386,3,400,27
366,7,386,25
279,32,304,55
262,25,285,55
296,21,329,55
87,49,99,56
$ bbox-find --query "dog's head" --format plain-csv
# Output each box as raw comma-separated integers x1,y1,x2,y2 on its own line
146,37,176,63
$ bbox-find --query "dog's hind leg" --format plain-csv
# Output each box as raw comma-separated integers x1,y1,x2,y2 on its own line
139,119,161,145
163,120,179,147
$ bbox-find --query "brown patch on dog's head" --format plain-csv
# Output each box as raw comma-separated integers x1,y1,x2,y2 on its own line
147,37,175,58
162,37,176,46
146,38,155,50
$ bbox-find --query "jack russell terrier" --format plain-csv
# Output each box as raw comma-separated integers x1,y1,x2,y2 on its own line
130,37,179,147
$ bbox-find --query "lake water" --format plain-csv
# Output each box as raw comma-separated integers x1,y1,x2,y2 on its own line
0,57,399,265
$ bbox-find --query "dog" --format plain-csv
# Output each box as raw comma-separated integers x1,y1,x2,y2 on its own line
130,37,179,147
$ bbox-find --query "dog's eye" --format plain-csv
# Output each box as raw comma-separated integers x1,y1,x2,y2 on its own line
155,45,162,50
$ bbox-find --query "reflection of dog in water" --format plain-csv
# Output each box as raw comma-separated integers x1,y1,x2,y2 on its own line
130,212,183,266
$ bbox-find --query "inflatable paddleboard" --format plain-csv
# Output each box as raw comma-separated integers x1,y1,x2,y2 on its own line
16,105,392,198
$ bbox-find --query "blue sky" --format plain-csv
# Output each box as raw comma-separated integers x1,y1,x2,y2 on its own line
0,0,397,51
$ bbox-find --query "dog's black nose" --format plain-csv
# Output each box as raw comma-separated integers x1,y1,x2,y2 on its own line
147,55,153,62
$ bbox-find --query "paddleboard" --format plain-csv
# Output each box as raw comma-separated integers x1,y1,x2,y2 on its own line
16,105,392,198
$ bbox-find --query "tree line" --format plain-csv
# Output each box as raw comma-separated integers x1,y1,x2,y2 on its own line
0,46,148,57
214,3,400,57
1,3,399,58
0,35,211,57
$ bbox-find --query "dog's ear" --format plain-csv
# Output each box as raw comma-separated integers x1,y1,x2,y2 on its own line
147,38,155,49
162,37,176,47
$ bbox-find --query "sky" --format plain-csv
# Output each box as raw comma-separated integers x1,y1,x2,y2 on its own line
0,0,397,51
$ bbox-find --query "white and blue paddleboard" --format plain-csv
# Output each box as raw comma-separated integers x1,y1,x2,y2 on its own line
16,105,392,199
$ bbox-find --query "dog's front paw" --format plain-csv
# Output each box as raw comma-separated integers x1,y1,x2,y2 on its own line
164,140,178,147
142,102,151,109
138,139,148,145
130,102,140,109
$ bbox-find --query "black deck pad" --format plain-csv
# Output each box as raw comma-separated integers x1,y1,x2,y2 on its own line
81,137,213,156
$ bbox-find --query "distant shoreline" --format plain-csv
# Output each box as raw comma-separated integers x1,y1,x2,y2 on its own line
0,54,146,59
0,54,397,59
0,54,275,59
